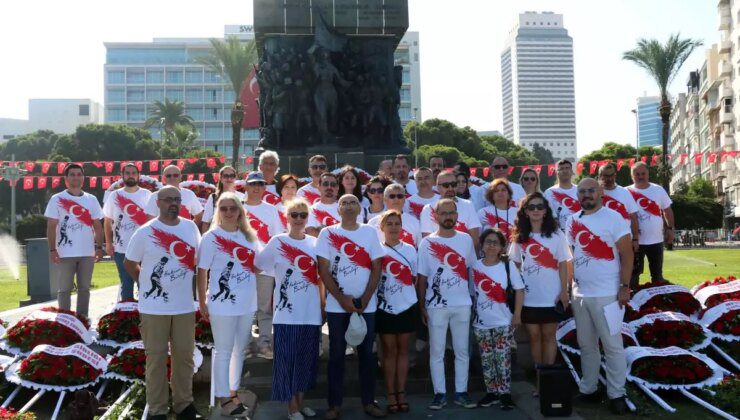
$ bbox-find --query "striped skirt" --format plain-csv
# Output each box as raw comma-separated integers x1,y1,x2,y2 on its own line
272,324,321,402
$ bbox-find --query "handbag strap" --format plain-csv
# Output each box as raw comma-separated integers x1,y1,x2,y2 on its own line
385,242,413,269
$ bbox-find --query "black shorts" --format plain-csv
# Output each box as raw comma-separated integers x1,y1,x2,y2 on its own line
376,304,418,334
522,306,567,324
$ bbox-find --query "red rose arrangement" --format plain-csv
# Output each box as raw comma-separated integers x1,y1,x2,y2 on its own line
693,275,737,293
19,352,101,386
0,407,36,420
108,347,175,381
708,310,740,336
4,307,91,352
559,329,636,351
627,281,700,321
630,354,713,385
97,308,140,344
195,310,213,345
107,176,162,194
634,319,706,350
704,293,740,310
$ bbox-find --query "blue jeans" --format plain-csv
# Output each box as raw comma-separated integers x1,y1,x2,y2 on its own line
114,252,136,300
327,312,376,407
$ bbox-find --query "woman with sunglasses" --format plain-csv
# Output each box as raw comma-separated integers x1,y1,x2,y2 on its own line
376,210,417,414
478,179,517,239
519,168,541,196
255,198,322,420
364,175,391,221
197,192,259,417
508,192,572,397
275,174,301,232
201,166,244,233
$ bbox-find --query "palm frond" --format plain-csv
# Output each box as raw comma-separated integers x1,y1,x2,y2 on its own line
195,36,258,100
144,99,194,130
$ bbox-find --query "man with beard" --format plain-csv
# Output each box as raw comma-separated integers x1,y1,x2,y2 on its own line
420,171,481,250
125,186,202,420
104,163,152,300
545,160,579,231
598,163,639,247
564,178,633,415
144,165,203,223
306,172,363,237
45,163,104,316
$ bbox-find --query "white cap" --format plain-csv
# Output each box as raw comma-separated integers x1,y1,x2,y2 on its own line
344,313,367,346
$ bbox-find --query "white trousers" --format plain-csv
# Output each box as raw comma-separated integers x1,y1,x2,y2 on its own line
256,274,275,348
428,306,471,394
572,295,626,399
210,312,254,397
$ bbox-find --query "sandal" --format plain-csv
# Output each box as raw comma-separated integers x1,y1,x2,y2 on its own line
397,391,409,413
221,396,249,418
386,392,399,414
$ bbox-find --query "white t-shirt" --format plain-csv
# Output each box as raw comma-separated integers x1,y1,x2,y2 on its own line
475,180,525,210
420,197,481,235
145,187,203,220
316,225,385,313
243,201,282,247
297,183,321,204
125,219,201,315
274,202,288,232
255,234,322,325
306,201,362,229
565,207,630,298
626,183,672,245
364,204,386,222
509,231,572,307
400,180,418,196
44,190,104,258
545,185,581,231
367,212,421,248
197,227,259,316
202,191,245,224
103,188,153,254
378,243,418,315
602,185,639,228
471,260,524,328
262,186,282,206
404,193,438,220
478,206,516,238
417,232,476,309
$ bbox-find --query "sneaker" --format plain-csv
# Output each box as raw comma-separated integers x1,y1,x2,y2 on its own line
453,392,476,409
176,403,204,419
575,390,603,404
301,407,317,417
258,346,273,360
428,393,446,410
609,396,629,415
363,403,386,418
500,393,514,411
478,393,500,407
288,412,305,420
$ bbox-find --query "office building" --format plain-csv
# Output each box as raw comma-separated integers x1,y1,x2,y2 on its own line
636,96,662,148
0,99,102,142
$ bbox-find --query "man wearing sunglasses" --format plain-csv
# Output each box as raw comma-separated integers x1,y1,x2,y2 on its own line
306,172,363,237
297,155,327,204
368,183,421,247
472,157,525,211
545,160,581,232
144,165,204,223
420,171,481,249
405,167,439,220
392,154,418,196
598,163,639,249
259,150,282,205
564,178,632,415
243,171,283,359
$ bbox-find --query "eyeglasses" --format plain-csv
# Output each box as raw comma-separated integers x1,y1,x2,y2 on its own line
578,188,597,195
165,173,181,179
219,205,239,213
387,194,405,200
321,182,338,188
493,164,509,170
526,203,546,211
522,177,536,182
160,197,182,204
248,181,266,187
439,181,458,188
221,173,237,179
367,187,385,194
290,212,309,219
310,164,327,170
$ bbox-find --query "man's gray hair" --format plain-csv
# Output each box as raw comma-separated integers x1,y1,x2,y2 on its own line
384,183,405,197
259,150,280,166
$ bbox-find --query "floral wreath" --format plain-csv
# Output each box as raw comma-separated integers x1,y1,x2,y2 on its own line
179,180,216,201
1,307,93,356
626,346,726,390
94,300,140,348
698,300,740,342
628,311,712,352
104,341,203,384
195,309,213,349
5,343,107,392
626,280,700,321
556,318,637,355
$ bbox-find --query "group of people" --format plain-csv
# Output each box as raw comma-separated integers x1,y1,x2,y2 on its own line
43,151,675,419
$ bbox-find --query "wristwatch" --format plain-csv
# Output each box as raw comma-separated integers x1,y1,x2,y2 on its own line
620,283,630,289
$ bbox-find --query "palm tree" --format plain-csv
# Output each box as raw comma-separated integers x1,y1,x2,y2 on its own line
165,123,199,158
144,99,194,135
196,36,258,171
623,33,703,192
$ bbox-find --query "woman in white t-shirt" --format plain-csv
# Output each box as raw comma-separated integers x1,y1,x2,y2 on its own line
478,179,516,239
274,173,301,232
254,198,321,420
197,192,258,417
201,166,244,233
509,192,572,397
471,228,524,410
375,210,417,413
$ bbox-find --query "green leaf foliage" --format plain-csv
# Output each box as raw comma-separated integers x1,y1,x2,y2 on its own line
671,195,723,229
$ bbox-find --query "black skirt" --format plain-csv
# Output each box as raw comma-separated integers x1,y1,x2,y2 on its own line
522,306,567,324
376,303,419,334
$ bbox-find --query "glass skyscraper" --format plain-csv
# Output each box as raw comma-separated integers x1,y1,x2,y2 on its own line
637,96,663,148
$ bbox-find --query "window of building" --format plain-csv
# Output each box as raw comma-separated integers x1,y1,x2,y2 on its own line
166,70,183,83
186,89,203,102
224,90,236,103
206,89,221,102
147,70,164,84
204,125,222,139
185,70,203,83
107,108,125,122
79,104,89,116
108,70,125,84
205,71,221,83
147,89,164,101
186,107,203,120
402,69,410,84
127,107,145,121
126,89,145,102
126,71,145,84
400,88,411,102
107,89,125,103
414,53,418,62
398,107,411,121
206,107,221,120
165,89,183,101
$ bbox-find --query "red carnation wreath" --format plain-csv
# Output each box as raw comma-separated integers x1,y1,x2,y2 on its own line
691,275,737,294
179,180,216,201
698,300,740,341
627,281,700,321
6,343,107,391
556,318,637,355
195,310,213,349
36,306,90,328
96,301,140,346
631,315,709,351
2,307,93,354
0,407,35,420
105,341,203,383
626,346,723,389
692,276,740,310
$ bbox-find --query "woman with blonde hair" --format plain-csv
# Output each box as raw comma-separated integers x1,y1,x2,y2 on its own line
201,166,244,233
256,198,323,420
519,168,541,196
197,192,258,417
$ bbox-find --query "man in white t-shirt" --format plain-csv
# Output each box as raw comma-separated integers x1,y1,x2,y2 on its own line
626,162,675,288
306,172,362,237
405,167,438,220
44,163,104,317
420,170,481,250
598,163,639,247
565,178,633,415
545,159,581,231
144,165,204,222
297,154,326,204
317,194,385,418
258,150,282,205
392,154,417,196
103,163,152,301
417,198,478,410
124,186,202,419
243,171,282,359
429,156,446,181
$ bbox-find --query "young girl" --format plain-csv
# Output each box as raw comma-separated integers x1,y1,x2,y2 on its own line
471,228,524,410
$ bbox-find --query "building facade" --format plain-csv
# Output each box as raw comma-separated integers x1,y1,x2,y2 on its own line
104,26,421,158
501,11,577,162
636,96,662,148
0,99,102,142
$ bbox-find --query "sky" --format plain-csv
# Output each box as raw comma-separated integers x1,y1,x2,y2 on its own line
0,0,718,156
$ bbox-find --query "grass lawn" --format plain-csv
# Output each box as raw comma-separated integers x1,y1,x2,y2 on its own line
654,249,739,288
0,260,120,312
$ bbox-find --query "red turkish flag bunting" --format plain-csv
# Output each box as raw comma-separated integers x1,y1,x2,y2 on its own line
694,152,703,165
37,177,47,189
89,177,98,188
575,162,584,174
508,166,515,175
482,167,490,177
533,165,542,175
24,161,35,172
57,162,67,174
51,176,61,188
206,158,216,168
218,156,226,164
708,152,718,164
245,157,254,165
135,161,143,172
616,159,625,170
589,161,598,174
650,155,658,166
91,161,103,168
628,158,636,167
187,158,198,164
101,177,111,189
187,174,194,181
679,153,688,165
640,156,647,164
104,161,114,173
469,167,477,177
177,160,186,170
23,176,33,190
212,173,220,184
198,173,205,182
547,163,556,176
149,160,159,172
41,162,51,174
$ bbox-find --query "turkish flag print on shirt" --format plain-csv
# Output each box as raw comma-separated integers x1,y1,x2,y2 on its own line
627,183,672,245
508,231,572,307
417,232,477,309
316,225,385,313
419,197,481,235
44,191,103,258
565,207,630,298
545,186,581,231
478,206,515,238
377,243,418,315
471,260,524,329
244,202,282,247
367,213,421,248
297,184,321,204
602,185,639,231
404,194,439,220
103,188,152,253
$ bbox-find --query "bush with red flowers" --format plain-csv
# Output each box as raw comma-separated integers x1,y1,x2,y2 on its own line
630,354,713,385
97,303,140,344
5,319,84,353
627,281,700,321
634,318,707,350
19,352,102,386
195,310,213,346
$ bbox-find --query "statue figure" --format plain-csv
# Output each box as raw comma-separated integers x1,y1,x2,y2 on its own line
312,49,349,144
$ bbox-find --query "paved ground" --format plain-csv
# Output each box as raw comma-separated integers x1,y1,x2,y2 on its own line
0,284,120,325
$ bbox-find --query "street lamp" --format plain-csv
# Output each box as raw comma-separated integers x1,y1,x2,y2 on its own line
412,107,419,168
631,109,639,158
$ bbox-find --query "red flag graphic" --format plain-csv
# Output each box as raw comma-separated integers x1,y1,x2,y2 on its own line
483,211,511,237
521,237,558,270
408,201,424,219
569,220,614,260
41,162,51,174
198,174,205,182
89,177,97,188
313,208,339,226
206,158,216,168
628,158,636,167
177,160,186,171
547,163,556,176
115,194,149,226
22,176,33,190
382,255,413,285
212,173,220,184
589,161,598,174
628,189,661,217
262,190,281,205
57,162,67,174
551,191,582,213
650,155,659,166
37,177,47,189
680,153,688,165
640,156,647,164
135,161,143,172
105,161,114,174
483,167,490,177
240,67,260,129
219,156,226,164
101,177,112,189
327,231,372,270
51,176,61,188
616,159,625,170
24,162,35,172
58,197,93,227
278,211,287,229
472,269,506,303
150,227,196,271
400,229,416,247
213,234,255,272
149,161,159,173
708,152,718,164
278,240,319,284
575,162,584,174
602,195,629,220
302,189,321,205
533,165,542,175
428,240,468,280
179,205,193,219
455,221,470,234
246,212,271,244
469,167,477,177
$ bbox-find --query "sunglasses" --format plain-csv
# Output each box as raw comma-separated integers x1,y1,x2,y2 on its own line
221,173,237,179
439,181,458,188
248,181,266,187
219,205,239,212
367,187,385,194
310,164,327,170
160,197,182,204
526,203,546,211
493,164,509,170
387,194,405,199
165,173,181,179
290,212,309,219
522,177,536,182
321,182,338,188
